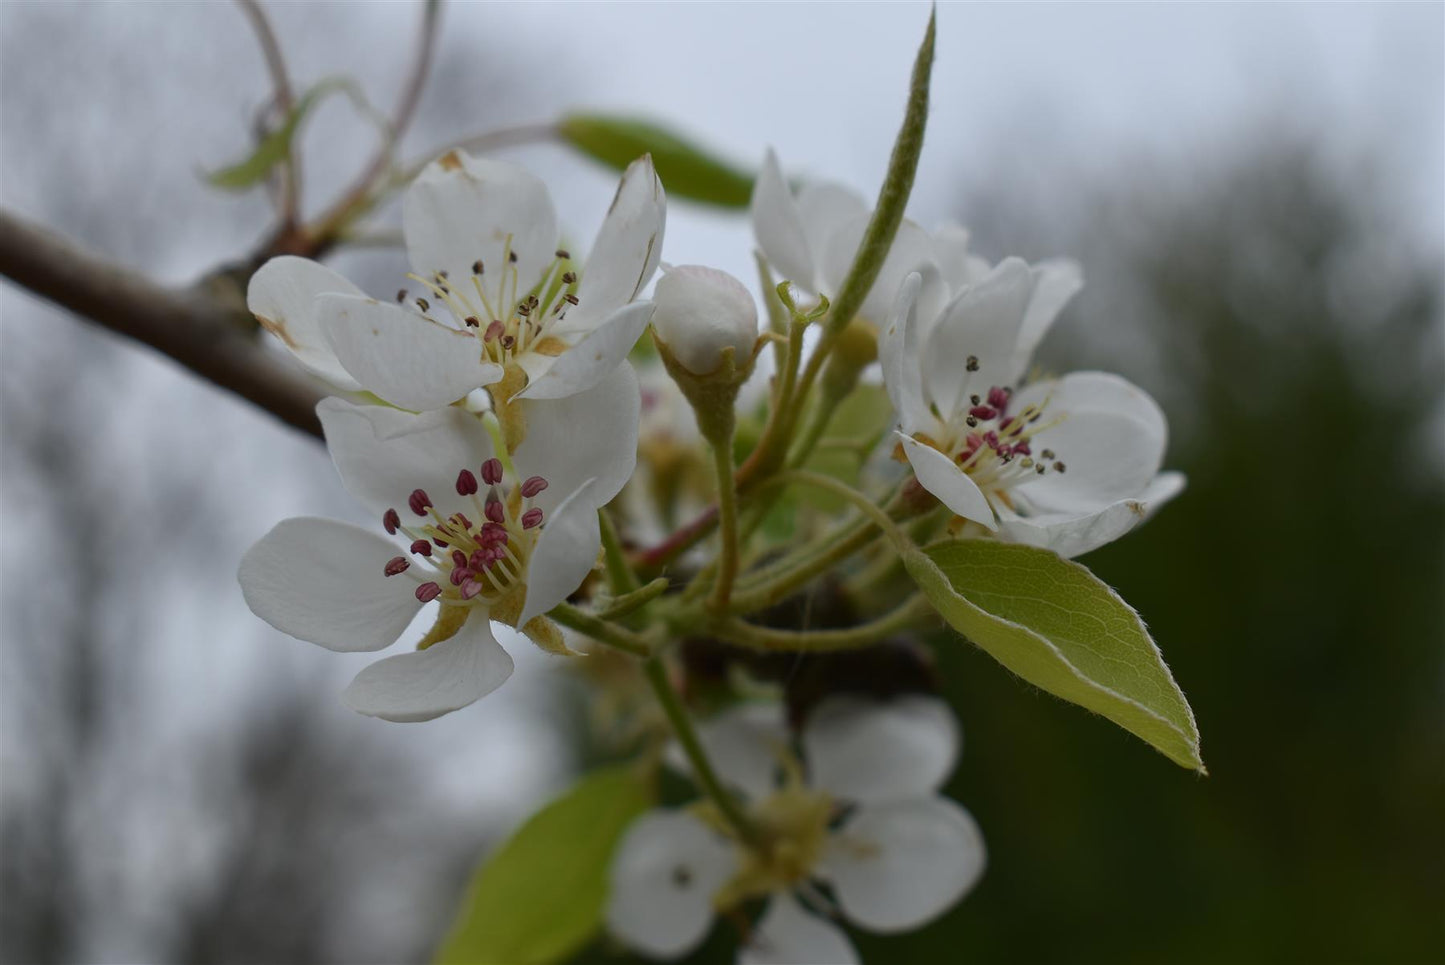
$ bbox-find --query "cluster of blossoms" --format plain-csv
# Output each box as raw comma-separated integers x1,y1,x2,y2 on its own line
238,130,1182,959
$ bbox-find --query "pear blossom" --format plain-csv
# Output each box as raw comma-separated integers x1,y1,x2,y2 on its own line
237,365,640,721
881,259,1185,558
247,151,665,409
606,696,985,963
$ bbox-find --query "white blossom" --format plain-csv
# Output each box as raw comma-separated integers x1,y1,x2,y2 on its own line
247,152,664,409
881,260,1184,558
237,365,640,721
606,696,985,963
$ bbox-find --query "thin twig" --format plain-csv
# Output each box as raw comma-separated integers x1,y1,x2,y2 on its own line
236,0,301,226
0,209,325,439
313,0,441,242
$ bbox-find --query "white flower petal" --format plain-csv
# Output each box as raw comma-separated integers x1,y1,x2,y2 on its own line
751,149,817,290
739,893,860,965
931,224,990,294
246,256,364,389
403,153,559,299
1001,471,1186,558
795,179,868,275
666,702,789,802
512,362,640,515
238,517,420,653
318,294,501,411
606,809,737,960
516,479,601,627
920,257,1033,420
317,397,495,522
803,695,959,806
572,154,665,328
513,301,654,401
1013,372,1168,515
1010,259,1083,383
878,273,931,436
342,612,513,722
820,797,986,933
898,433,997,530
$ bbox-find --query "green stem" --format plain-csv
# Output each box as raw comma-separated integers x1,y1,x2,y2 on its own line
643,657,758,842
719,595,936,652
597,578,670,621
708,430,741,615
762,470,910,551
727,514,884,614
599,509,641,595
547,602,651,657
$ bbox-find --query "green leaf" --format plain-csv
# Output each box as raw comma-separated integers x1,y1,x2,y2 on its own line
558,113,753,208
206,78,349,191
823,9,934,336
905,540,1204,771
434,765,653,965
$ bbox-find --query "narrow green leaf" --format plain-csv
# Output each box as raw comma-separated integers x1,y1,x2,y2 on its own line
206,78,347,191
558,113,753,208
434,765,652,965
905,540,1204,771
824,8,935,336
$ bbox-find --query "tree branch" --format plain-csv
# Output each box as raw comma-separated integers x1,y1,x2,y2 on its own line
0,208,325,439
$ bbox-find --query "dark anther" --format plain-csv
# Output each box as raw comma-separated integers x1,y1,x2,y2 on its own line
384,556,410,577
965,355,980,372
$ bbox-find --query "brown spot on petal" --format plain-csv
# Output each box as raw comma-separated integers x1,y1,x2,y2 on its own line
256,314,300,350
438,150,463,171
1128,501,1147,518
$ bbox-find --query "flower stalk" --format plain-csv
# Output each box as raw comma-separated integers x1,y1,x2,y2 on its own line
642,657,759,844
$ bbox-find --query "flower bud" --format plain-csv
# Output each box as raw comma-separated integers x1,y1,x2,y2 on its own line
650,265,759,376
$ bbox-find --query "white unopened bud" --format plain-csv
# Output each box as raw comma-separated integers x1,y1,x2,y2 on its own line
650,265,759,376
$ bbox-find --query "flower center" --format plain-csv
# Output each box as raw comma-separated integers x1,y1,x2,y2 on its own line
705,762,836,910
929,373,1068,508
398,239,581,368
377,457,551,612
